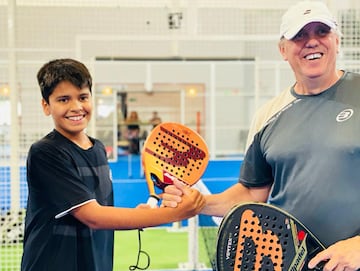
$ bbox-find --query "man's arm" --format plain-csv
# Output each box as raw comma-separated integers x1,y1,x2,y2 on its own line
162,180,271,217
200,182,271,217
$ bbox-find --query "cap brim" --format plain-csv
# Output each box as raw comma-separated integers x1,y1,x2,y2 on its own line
283,18,337,40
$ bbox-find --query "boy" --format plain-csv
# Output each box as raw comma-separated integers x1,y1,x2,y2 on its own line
21,58,205,271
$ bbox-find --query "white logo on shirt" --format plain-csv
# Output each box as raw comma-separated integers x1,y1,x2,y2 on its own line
336,109,353,122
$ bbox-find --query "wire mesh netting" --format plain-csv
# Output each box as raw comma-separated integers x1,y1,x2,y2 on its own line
2,1,360,270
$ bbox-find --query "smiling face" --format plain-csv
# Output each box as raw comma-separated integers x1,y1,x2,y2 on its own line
279,22,340,85
42,81,92,142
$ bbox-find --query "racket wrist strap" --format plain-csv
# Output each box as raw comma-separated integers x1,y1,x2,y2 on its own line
147,195,160,208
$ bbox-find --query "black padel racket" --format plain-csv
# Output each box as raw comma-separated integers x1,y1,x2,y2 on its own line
142,122,209,207
215,202,326,271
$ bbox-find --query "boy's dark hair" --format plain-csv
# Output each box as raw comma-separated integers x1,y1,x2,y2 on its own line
37,58,92,103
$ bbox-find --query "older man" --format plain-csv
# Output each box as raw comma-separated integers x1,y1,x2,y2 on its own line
163,2,360,270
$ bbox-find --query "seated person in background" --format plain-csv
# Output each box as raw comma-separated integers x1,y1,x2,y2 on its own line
125,111,141,154
149,111,162,129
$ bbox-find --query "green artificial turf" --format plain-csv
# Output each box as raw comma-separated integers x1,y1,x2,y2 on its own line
114,227,213,270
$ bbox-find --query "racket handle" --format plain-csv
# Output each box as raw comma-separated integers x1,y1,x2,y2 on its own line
147,195,160,208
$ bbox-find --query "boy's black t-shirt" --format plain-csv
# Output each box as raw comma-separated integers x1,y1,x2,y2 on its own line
21,130,114,271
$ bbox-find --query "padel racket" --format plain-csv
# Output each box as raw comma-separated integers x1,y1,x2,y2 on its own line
141,122,209,207
215,202,326,271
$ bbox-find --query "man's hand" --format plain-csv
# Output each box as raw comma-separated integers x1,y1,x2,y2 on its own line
174,180,205,218
308,236,360,271
160,178,187,207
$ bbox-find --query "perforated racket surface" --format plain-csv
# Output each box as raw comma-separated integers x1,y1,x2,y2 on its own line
216,202,325,271
142,122,209,206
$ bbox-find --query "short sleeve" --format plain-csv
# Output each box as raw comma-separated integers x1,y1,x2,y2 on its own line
239,133,274,187
27,143,95,215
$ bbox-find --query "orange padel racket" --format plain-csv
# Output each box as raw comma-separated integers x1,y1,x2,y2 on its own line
141,122,209,207
216,202,327,271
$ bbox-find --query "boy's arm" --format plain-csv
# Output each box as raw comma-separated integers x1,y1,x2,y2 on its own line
71,183,205,230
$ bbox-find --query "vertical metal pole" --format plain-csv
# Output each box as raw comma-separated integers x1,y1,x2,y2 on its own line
88,60,96,138
187,216,198,270
180,88,185,124
128,154,132,178
8,0,20,211
209,63,216,159
254,58,260,111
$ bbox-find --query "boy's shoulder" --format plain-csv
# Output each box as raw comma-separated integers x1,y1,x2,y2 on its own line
30,130,70,155
31,130,104,153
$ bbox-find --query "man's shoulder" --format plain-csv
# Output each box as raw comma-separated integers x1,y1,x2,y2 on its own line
342,71,360,84
245,87,295,149
254,87,295,127
262,87,294,113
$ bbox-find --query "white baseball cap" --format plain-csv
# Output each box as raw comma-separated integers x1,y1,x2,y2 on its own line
280,1,339,40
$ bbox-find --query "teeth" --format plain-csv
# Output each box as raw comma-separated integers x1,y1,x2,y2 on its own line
305,53,322,60
68,115,83,121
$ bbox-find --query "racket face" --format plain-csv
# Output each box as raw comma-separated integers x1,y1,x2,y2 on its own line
142,122,209,189
215,202,325,271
